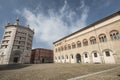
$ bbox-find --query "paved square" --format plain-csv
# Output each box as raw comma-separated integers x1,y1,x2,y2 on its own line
0,64,120,80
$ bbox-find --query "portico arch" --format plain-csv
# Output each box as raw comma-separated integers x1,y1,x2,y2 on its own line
102,49,115,64
91,50,101,63
83,52,90,63
76,54,81,63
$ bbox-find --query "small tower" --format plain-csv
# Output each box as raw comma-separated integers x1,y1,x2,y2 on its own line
6,21,10,26
14,17,19,25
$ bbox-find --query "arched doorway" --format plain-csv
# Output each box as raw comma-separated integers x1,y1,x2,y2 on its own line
76,54,81,63
12,50,21,63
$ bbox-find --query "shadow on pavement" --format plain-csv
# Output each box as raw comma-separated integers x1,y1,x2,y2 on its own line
0,64,31,71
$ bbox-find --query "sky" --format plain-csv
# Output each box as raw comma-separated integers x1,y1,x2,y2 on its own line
0,0,120,49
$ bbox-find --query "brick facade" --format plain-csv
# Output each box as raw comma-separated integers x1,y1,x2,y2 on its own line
30,48,53,63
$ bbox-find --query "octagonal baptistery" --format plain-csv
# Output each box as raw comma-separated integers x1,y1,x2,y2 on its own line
53,11,120,64
0,18,34,64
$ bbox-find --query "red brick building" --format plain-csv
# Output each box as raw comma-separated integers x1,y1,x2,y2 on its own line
30,48,53,63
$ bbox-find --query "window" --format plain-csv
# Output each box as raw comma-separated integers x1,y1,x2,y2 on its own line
77,41,81,47
71,54,73,59
2,40,9,44
5,31,11,34
20,37,21,40
72,42,76,49
94,53,97,57
17,46,20,49
85,54,88,58
66,55,68,59
90,37,96,45
1,45,8,48
5,45,8,48
99,34,107,42
68,44,71,50
61,46,63,51
83,39,88,46
19,41,21,44
58,47,60,52
55,48,57,52
105,51,110,57
64,45,67,50
62,56,64,59
110,30,120,40
58,56,60,59
4,36,10,39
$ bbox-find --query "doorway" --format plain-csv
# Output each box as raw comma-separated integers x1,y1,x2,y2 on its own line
13,57,19,63
42,58,45,63
76,54,81,63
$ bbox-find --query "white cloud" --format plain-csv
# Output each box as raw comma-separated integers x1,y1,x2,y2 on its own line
19,0,89,49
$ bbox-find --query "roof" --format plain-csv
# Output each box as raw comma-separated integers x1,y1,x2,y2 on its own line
32,48,53,51
53,11,120,44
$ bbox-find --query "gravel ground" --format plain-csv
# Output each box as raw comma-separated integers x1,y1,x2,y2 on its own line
0,64,120,80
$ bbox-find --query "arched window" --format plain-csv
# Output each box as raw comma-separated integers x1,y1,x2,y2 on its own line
68,44,71,50
58,56,60,59
62,56,64,59
66,55,68,59
71,54,73,59
61,46,63,51
72,42,76,49
110,30,120,40
90,36,96,45
84,53,88,58
64,45,67,50
105,51,110,57
83,39,88,46
99,34,107,42
77,41,81,47
94,53,97,57
55,48,57,52
58,47,61,52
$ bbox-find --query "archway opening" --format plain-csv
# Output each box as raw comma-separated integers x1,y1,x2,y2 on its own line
103,50,115,64
76,54,81,63
13,57,19,63
12,50,21,63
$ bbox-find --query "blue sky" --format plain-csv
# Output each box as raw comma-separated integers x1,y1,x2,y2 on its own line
0,0,120,49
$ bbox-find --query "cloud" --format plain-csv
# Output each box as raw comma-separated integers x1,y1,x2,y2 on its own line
19,0,89,49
